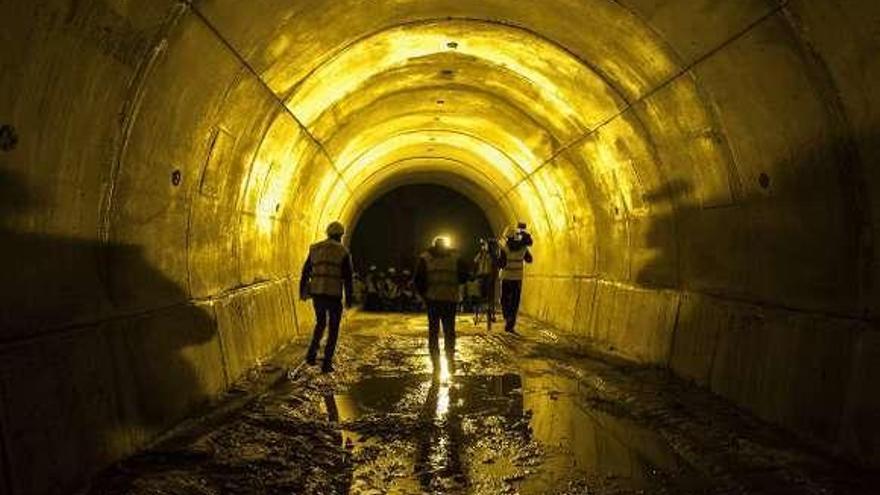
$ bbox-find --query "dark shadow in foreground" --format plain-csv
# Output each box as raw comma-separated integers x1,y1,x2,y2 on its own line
0,167,218,495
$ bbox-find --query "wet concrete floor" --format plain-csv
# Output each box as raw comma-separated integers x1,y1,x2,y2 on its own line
85,312,879,494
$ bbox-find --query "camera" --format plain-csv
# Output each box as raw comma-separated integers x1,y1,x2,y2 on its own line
507,222,533,247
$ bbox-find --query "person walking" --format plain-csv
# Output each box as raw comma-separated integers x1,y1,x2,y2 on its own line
414,236,469,378
473,237,502,328
300,221,354,373
500,223,533,334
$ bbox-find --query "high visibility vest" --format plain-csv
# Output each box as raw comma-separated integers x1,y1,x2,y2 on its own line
308,239,349,297
502,246,528,281
422,251,460,302
474,251,495,276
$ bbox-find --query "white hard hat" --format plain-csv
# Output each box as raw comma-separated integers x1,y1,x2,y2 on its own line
326,221,345,236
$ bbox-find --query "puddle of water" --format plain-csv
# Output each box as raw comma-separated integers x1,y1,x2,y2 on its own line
315,369,702,493
521,372,705,492
322,373,522,420
320,394,363,450
319,373,427,451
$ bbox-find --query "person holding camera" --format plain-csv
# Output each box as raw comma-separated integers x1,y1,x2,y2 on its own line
473,237,502,326
499,222,533,333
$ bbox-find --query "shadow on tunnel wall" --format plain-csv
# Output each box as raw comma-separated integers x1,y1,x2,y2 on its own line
628,131,878,468
0,167,222,495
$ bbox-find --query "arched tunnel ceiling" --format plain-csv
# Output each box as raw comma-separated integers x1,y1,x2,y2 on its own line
5,3,880,491
3,0,870,314
194,0,872,306
203,0,686,100
197,0,879,466
284,17,645,244
222,9,685,245
287,20,628,134
191,0,872,314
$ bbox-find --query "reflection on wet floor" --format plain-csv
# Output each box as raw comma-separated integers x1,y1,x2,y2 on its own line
522,373,700,493
315,353,701,494
85,313,880,495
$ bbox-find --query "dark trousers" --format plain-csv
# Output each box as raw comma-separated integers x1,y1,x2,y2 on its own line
501,280,523,331
480,274,498,320
306,295,343,365
426,301,457,368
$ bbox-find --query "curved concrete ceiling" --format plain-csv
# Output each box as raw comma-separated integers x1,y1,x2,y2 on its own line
3,1,880,492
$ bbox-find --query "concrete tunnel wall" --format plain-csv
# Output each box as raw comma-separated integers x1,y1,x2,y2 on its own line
1,0,879,493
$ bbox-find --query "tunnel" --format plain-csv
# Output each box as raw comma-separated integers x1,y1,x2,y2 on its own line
2,0,880,493
348,184,495,272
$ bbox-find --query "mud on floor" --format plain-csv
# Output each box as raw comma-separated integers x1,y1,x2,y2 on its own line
83,314,879,495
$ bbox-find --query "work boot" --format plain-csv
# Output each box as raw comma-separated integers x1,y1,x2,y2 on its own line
305,355,317,366
321,363,335,373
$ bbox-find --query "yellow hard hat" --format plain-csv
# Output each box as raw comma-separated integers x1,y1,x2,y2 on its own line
326,221,345,236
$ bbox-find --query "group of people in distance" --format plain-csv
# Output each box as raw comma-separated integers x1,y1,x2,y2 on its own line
358,266,422,312
299,221,533,377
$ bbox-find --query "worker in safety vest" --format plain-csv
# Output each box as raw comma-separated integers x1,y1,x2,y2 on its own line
473,237,502,324
414,236,470,378
499,222,533,333
299,221,354,373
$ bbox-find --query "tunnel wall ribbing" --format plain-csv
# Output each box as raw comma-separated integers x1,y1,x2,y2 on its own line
2,1,880,494
518,1,880,468
0,2,317,494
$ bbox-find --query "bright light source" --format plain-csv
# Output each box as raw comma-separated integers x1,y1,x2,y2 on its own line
435,234,453,248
